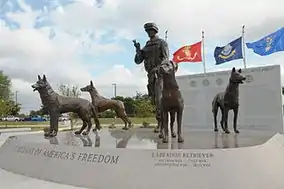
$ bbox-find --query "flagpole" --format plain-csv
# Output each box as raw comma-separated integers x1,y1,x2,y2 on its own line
165,30,168,42
242,25,247,69
202,30,206,74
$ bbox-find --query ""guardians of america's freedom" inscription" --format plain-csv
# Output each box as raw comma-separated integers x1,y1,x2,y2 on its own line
16,145,120,164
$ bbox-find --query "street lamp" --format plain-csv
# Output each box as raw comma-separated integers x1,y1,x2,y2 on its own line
112,83,117,98
111,83,117,128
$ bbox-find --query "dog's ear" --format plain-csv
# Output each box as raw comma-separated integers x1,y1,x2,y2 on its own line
43,74,47,82
38,75,41,80
90,80,93,87
238,68,242,73
232,67,236,72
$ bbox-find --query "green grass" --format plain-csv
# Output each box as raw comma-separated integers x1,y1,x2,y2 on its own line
0,121,47,126
0,117,157,127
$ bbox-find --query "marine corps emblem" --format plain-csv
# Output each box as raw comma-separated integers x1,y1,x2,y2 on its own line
177,45,197,61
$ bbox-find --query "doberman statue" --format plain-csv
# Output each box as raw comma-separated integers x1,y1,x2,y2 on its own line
154,60,184,143
80,81,132,130
212,67,246,134
31,75,101,137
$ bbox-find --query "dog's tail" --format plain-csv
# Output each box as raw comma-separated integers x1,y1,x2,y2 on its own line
212,94,219,114
91,104,101,130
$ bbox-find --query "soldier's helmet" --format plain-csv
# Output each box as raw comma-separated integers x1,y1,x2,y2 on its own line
144,22,159,33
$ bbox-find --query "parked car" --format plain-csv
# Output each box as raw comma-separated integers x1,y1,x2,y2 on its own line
23,117,32,121
59,116,70,122
31,115,47,122
2,115,21,122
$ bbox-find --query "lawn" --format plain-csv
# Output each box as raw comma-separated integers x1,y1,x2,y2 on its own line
0,117,157,127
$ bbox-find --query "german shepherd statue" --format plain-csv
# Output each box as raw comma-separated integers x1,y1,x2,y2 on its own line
31,75,101,137
212,67,246,134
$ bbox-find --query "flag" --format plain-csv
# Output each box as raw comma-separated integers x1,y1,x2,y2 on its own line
172,41,202,63
214,37,243,65
246,27,284,56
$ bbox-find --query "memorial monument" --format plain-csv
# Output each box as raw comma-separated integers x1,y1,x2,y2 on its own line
80,80,132,130
212,67,246,133
1,21,283,189
31,75,101,137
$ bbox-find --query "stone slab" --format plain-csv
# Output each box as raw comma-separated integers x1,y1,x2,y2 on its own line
0,128,283,189
7,128,277,149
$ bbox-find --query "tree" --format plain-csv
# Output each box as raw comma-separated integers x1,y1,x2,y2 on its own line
58,84,81,97
57,84,81,129
30,105,46,117
0,71,21,116
6,100,21,116
0,70,11,100
0,98,7,116
112,96,136,116
134,98,155,117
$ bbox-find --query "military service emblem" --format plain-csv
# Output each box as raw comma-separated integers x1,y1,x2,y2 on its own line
203,79,209,86
216,78,223,86
190,80,197,87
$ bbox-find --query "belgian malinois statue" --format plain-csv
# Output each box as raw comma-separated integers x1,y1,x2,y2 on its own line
212,67,246,134
31,75,101,137
154,60,184,143
80,80,132,130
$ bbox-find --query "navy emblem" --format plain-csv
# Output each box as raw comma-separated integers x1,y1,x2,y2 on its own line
203,79,209,86
216,78,223,86
190,80,196,87
219,44,236,59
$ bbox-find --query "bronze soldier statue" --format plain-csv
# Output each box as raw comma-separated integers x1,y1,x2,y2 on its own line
133,22,169,103
133,22,170,132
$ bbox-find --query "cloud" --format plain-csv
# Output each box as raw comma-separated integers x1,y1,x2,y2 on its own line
1,0,284,114
51,0,284,44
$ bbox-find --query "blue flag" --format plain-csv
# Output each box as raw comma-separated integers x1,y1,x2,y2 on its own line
214,37,243,65
246,27,284,56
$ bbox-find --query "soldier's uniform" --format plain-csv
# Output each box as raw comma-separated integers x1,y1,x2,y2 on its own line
134,23,170,103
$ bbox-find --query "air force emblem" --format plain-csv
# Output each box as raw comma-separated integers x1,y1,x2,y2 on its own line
218,44,236,59
265,37,273,52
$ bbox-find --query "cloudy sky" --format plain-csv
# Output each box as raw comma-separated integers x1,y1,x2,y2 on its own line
0,0,284,113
